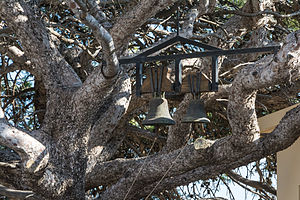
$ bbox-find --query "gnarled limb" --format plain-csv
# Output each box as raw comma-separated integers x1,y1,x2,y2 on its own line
94,104,300,199
0,0,82,90
68,0,119,78
86,75,131,174
0,108,48,173
71,56,131,126
228,30,300,145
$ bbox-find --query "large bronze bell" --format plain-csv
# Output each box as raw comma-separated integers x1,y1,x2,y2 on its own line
182,99,210,123
142,97,175,125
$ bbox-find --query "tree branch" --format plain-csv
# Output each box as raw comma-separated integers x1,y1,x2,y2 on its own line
0,184,37,200
213,8,300,18
228,30,300,145
0,1,82,90
126,125,167,144
226,171,276,195
88,74,131,149
110,0,177,51
0,64,22,75
72,73,131,146
100,102,299,199
68,0,119,78
85,74,131,179
0,45,32,74
0,108,48,173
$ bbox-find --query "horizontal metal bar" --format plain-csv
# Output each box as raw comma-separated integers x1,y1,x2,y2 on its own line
119,46,280,64
211,56,218,91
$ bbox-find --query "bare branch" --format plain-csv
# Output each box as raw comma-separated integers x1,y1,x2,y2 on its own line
0,108,48,173
48,27,87,50
225,173,271,200
226,171,276,195
88,74,131,146
127,125,167,144
85,75,131,178
73,72,131,140
0,184,37,200
83,0,109,24
0,45,31,69
181,8,200,38
213,8,300,18
68,0,119,78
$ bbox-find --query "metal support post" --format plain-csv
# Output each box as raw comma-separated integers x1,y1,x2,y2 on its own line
211,56,218,91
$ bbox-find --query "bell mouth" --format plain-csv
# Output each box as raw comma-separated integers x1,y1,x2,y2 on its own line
182,117,210,123
142,117,176,125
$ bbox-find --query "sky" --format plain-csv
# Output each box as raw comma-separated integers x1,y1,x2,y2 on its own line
177,160,277,200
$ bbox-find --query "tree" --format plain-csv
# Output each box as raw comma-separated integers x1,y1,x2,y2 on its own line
0,0,299,199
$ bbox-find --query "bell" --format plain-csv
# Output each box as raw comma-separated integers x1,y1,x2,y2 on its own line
182,99,210,123
142,97,175,125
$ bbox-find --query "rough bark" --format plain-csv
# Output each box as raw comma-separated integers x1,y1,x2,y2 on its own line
0,0,299,199
110,0,178,52
92,103,300,199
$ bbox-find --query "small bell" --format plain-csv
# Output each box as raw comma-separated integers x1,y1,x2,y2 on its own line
142,97,175,125
182,99,210,123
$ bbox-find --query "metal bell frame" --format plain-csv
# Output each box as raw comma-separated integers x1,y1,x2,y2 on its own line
117,11,279,126
118,38,279,97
